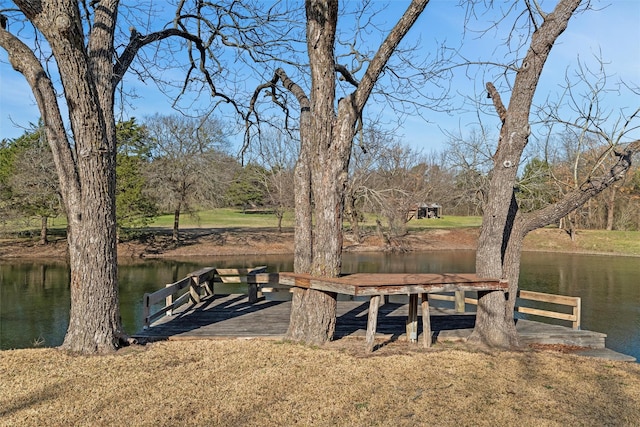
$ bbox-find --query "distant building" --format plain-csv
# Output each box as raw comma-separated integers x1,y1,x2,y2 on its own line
408,203,441,220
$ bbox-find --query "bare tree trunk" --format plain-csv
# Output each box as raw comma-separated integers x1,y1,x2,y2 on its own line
1,1,123,353
64,174,120,353
469,0,582,348
606,186,617,230
347,197,363,243
173,206,181,242
284,0,429,344
40,216,48,245
565,214,576,241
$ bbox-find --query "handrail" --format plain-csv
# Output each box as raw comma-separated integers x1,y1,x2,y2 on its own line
142,269,581,331
515,290,581,329
142,266,274,329
142,267,216,329
429,289,581,329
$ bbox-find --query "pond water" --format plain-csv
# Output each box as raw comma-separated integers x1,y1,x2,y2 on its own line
1,251,638,361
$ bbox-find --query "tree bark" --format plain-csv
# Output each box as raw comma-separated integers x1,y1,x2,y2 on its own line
3,0,238,353
40,216,48,245
469,0,582,348
173,206,181,242
284,0,429,344
2,1,123,353
605,186,616,230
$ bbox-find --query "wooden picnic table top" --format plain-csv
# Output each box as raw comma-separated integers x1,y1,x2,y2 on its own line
278,272,507,296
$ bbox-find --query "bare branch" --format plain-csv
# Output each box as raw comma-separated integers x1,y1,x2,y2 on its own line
335,63,359,87
0,25,80,206
521,140,640,233
486,81,507,123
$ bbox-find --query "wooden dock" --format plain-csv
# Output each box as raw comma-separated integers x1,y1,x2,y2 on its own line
134,293,635,362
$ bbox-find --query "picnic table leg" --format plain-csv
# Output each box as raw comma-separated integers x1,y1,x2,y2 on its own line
406,294,419,343
421,293,431,348
366,295,381,352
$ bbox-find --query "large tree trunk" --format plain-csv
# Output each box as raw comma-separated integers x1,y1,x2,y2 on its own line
286,0,341,343
57,0,122,353
63,152,120,353
285,0,429,344
468,0,582,348
1,1,123,353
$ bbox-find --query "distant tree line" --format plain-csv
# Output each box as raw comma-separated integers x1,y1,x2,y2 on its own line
3,115,639,246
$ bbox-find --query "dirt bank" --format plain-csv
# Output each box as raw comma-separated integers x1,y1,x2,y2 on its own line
0,227,480,259
0,226,631,259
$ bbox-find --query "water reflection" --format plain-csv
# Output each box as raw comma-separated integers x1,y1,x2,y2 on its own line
1,251,638,361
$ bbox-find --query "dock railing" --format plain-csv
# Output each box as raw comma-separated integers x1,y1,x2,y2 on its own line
142,269,581,331
142,267,217,329
429,289,581,329
142,266,277,328
514,290,581,330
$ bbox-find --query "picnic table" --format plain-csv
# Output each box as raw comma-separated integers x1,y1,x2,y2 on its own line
278,272,508,351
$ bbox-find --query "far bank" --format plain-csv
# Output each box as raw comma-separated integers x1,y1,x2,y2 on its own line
2,226,640,259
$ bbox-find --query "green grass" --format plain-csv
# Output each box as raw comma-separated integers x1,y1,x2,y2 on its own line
149,208,295,229
524,228,640,256
405,215,482,229
149,210,481,230
354,213,481,231
5,210,640,257
0,216,68,237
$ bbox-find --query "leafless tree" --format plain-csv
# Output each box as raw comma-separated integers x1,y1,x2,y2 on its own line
145,113,234,242
344,124,391,243
245,129,297,232
537,60,640,233
247,0,446,344
0,0,284,353
443,127,494,215
463,0,640,348
370,141,435,236
4,125,62,244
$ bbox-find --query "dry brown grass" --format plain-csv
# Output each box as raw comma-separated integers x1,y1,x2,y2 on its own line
1,339,639,426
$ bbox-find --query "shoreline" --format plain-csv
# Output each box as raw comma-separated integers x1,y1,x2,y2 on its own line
2,227,639,260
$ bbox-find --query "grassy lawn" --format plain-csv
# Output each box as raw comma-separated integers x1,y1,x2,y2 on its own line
149,210,482,230
525,228,640,256
149,208,295,229
405,215,482,229
1,340,639,426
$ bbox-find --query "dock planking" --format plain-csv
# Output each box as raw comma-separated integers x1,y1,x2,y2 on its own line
132,293,636,362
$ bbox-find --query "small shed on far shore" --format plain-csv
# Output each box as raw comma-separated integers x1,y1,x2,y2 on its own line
416,203,441,219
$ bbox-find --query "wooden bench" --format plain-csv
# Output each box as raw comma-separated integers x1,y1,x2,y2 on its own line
279,272,508,352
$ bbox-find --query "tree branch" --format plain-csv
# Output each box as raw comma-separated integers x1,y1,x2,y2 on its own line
335,63,359,87
243,67,310,157
520,140,640,233
113,28,209,88
354,0,428,112
486,81,507,123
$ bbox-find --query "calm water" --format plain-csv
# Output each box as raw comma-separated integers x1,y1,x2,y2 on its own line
1,251,638,361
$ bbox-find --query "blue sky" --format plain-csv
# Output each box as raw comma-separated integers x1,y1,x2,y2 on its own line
1,0,638,153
